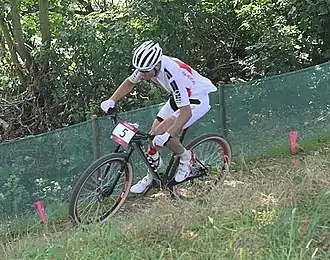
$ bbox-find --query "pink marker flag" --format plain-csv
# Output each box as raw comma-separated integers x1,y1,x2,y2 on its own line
34,200,47,224
289,131,298,153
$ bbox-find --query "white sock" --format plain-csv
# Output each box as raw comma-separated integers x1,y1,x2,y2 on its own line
150,151,160,161
180,149,190,161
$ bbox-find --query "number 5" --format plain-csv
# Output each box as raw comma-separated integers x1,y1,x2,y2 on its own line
119,128,128,137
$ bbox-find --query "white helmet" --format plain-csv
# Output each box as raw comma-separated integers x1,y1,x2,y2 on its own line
132,40,162,71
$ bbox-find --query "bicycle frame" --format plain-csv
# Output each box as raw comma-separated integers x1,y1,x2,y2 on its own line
111,120,189,188
101,124,210,199
69,113,231,225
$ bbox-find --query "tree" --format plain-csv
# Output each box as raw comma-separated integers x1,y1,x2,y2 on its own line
1,0,330,141
0,0,53,139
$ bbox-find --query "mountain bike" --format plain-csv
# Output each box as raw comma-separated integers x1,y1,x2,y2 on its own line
68,112,232,225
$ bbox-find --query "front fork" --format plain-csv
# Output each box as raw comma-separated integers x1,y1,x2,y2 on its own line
99,146,134,198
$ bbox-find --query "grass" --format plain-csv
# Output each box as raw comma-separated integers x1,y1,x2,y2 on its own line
1,142,330,259
0,203,68,245
232,133,330,170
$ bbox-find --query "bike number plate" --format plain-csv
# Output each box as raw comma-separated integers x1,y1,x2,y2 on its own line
112,122,137,147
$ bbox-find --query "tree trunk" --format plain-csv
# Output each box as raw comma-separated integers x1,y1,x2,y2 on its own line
38,0,51,44
10,0,33,71
38,0,51,73
0,13,26,85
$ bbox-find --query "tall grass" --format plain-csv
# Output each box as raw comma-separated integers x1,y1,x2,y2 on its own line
1,150,330,259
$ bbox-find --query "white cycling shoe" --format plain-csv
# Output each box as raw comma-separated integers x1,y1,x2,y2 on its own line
130,154,163,194
130,150,196,193
175,150,196,183
129,174,154,193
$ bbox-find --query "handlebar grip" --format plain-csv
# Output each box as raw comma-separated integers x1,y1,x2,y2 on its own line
105,107,118,124
107,107,117,115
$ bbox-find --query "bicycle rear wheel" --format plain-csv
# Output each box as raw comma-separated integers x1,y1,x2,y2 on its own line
172,133,232,198
68,153,133,225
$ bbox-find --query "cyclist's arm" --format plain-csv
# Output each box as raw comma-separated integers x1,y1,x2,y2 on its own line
109,70,142,102
109,78,135,102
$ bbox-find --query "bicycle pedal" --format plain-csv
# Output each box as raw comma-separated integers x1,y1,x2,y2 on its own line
190,164,206,175
188,170,199,178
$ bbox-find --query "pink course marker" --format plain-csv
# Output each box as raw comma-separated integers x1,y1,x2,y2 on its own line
34,200,47,224
289,131,298,153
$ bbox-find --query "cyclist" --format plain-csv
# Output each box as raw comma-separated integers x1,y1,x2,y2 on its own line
101,40,217,193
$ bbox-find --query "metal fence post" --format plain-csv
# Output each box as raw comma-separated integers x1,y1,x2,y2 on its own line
91,115,100,161
218,85,228,139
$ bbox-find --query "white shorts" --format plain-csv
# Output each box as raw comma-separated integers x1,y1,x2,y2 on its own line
156,95,211,129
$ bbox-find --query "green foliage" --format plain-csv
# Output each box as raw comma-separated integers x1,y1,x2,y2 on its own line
128,0,243,81
1,0,330,139
235,0,330,76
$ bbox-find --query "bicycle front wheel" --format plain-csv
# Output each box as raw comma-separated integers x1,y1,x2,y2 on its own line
173,133,232,198
68,153,133,225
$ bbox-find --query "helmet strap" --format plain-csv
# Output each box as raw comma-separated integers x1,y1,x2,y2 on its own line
153,67,159,76
153,62,161,76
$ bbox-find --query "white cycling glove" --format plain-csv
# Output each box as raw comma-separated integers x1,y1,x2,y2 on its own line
152,132,172,147
101,99,116,113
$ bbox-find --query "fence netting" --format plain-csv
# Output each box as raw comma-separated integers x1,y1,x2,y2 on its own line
1,61,329,221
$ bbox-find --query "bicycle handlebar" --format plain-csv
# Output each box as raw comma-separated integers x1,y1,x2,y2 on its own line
107,110,152,141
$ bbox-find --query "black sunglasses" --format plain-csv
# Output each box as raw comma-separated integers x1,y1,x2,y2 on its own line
137,62,161,73
138,68,154,73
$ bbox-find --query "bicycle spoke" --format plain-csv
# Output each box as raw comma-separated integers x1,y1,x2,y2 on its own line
78,195,99,220
173,135,231,199
70,155,133,224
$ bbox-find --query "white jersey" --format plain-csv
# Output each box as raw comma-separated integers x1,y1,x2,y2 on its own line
128,55,217,107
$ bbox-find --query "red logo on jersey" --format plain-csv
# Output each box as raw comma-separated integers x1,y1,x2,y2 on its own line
170,57,192,74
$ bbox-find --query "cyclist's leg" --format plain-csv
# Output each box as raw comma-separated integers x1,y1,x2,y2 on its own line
177,95,211,129
147,99,176,161
153,95,211,152
151,99,176,134
166,95,211,181
130,100,175,193
156,95,210,147
131,95,210,192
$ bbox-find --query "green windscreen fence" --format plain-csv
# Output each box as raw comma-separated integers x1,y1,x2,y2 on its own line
226,62,330,156
1,61,330,221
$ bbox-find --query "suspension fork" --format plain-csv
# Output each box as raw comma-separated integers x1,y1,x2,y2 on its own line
96,144,123,181
102,146,135,197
